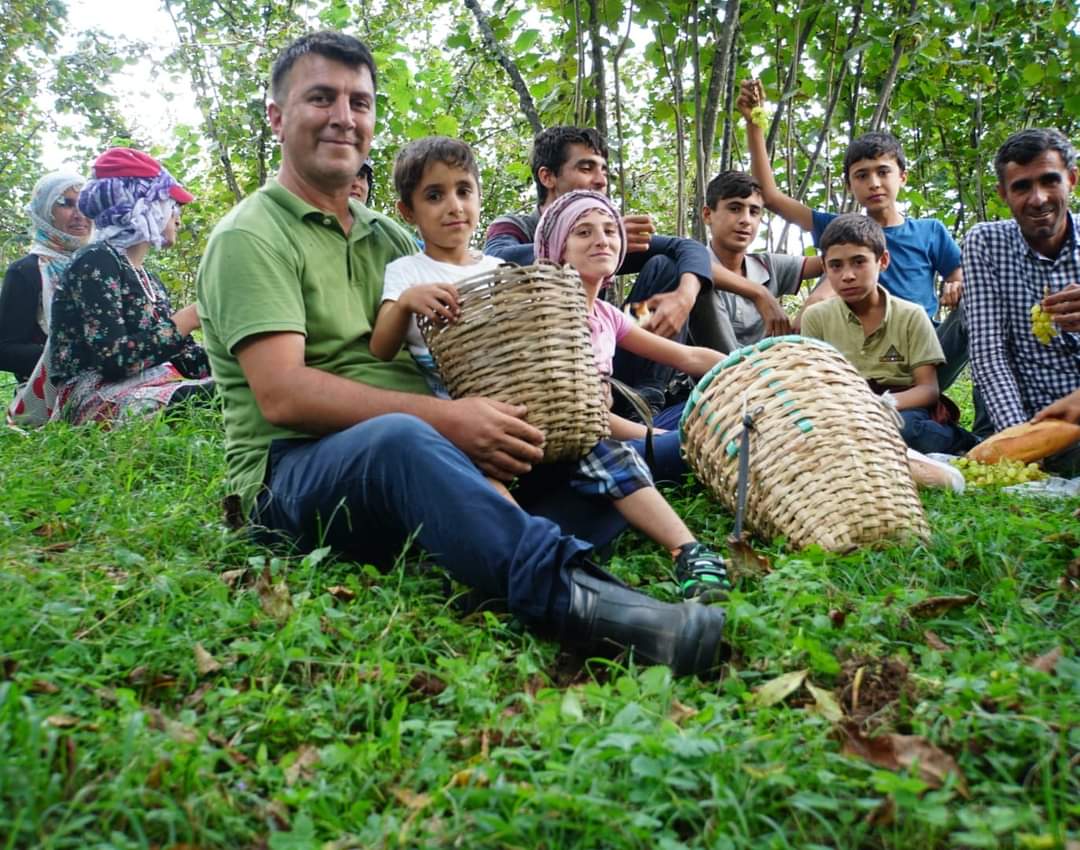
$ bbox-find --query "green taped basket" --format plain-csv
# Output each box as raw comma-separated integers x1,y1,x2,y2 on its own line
680,336,929,552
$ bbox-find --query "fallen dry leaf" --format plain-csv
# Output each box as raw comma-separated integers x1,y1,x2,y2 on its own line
923,630,950,652
1028,646,1063,675
668,699,699,725
392,787,432,810
908,594,977,619
806,682,844,723
327,585,357,601
30,679,60,694
255,565,293,623
45,714,80,728
39,540,75,555
183,681,214,709
409,671,448,697
219,569,246,588
726,535,772,578
865,795,896,827
828,608,848,628
144,707,199,744
193,643,223,676
446,767,489,788
283,744,320,786
837,722,969,797
751,669,808,708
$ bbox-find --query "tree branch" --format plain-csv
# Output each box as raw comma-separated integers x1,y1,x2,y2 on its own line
462,0,543,135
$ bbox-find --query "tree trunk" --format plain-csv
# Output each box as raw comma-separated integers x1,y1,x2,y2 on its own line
867,0,916,133
766,1,821,157
586,0,607,139
463,0,543,135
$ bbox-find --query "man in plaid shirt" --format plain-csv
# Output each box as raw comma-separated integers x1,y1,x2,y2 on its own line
963,128,1080,475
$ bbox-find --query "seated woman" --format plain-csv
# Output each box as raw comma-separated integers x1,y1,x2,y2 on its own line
533,189,730,600
2,171,91,424
47,148,213,424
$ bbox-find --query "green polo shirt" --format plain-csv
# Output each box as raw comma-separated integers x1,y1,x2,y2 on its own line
801,286,944,388
196,179,427,513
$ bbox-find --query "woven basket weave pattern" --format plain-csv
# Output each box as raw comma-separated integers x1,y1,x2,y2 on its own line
420,264,610,463
680,336,929,552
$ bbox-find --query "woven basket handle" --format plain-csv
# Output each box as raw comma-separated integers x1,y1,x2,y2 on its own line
604,375,655,469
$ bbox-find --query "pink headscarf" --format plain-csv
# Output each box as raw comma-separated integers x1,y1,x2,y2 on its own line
534,189,627,284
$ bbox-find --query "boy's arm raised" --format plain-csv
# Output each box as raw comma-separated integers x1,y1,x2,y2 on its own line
738,79,814,232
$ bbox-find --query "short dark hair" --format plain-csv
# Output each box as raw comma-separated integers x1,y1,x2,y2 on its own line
994,128,1078,184
819,213,886,259
843,132,906,183
393,136,480,208
271,31,377,102
530,126,609,205
705,170,763,209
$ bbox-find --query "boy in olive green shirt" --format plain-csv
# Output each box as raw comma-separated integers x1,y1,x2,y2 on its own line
801,214,975,455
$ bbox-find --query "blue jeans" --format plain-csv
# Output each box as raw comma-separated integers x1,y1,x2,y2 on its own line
251,414,592,629
900,408,973,455
612,256,687,398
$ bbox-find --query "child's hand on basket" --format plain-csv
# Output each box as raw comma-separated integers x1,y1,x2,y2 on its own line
400,283,460,324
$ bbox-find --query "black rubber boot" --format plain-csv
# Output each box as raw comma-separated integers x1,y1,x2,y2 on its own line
560,563,728,678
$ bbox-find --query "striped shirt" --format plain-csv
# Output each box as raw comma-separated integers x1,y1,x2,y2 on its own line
962,213,1080,431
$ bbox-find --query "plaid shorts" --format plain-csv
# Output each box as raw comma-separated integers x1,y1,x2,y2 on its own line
571,437,654,500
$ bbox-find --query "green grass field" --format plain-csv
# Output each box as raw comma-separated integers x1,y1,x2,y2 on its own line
1,390,1077,849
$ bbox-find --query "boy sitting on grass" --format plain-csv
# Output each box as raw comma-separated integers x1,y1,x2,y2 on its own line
371,139,731,601
737,81,968,390
801,215,975,455
694,170,823,351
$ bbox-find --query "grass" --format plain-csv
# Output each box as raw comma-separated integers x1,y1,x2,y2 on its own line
0,388,1077,849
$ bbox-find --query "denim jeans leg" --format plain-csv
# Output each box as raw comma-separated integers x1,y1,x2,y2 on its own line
900,408,962,454
613,255,684,397
253,414,591,629
935,308,969,392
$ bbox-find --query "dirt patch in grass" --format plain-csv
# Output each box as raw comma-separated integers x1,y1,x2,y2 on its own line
837,656,912,728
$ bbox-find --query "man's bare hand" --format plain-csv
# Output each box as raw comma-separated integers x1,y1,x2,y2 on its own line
736,79,765,122
398,283,460,324
642,290,693,339
438,397,545,481
622,214,655,253
1043,283,1080,332
1032,388,1080,425
755,290,792,337
940,280,963,309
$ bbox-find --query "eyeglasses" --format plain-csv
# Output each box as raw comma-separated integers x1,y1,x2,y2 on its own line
54,198,78,209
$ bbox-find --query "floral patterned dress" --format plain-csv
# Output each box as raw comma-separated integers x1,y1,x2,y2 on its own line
47,242,213,423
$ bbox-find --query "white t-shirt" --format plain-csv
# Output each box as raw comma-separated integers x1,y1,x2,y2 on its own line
382,251,505,358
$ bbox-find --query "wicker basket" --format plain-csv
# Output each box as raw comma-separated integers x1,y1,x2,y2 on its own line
420,263,610,463
679,335,929,552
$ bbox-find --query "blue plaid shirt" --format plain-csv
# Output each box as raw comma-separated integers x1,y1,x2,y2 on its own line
962,212,1080,431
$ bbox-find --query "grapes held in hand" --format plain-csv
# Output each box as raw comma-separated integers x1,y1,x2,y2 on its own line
1030,302,1058,345
750,106,768,130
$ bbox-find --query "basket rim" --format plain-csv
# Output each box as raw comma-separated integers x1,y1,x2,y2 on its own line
678,334,843,442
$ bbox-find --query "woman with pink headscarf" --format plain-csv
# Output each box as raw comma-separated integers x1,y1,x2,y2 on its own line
535,190,731,601
47,148,213,424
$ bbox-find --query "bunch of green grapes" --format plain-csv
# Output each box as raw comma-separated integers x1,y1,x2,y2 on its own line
1030,301,1058,345
750,106,768,130
951,457,1047,487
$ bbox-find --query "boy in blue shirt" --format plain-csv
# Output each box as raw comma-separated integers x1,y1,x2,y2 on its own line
737,80,968,391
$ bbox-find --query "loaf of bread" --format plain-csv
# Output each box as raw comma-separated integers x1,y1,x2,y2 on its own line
967,419,1080,464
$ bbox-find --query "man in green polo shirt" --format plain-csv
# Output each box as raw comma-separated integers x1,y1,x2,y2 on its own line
195,30,726,678
801,214,974,454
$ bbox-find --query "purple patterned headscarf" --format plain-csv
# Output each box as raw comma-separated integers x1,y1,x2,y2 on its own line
78,172,181,250
534,190,627,285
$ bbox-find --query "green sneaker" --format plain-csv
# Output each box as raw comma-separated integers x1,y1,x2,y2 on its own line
674,542,732,603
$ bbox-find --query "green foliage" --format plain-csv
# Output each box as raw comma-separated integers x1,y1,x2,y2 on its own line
0,400,1077,847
